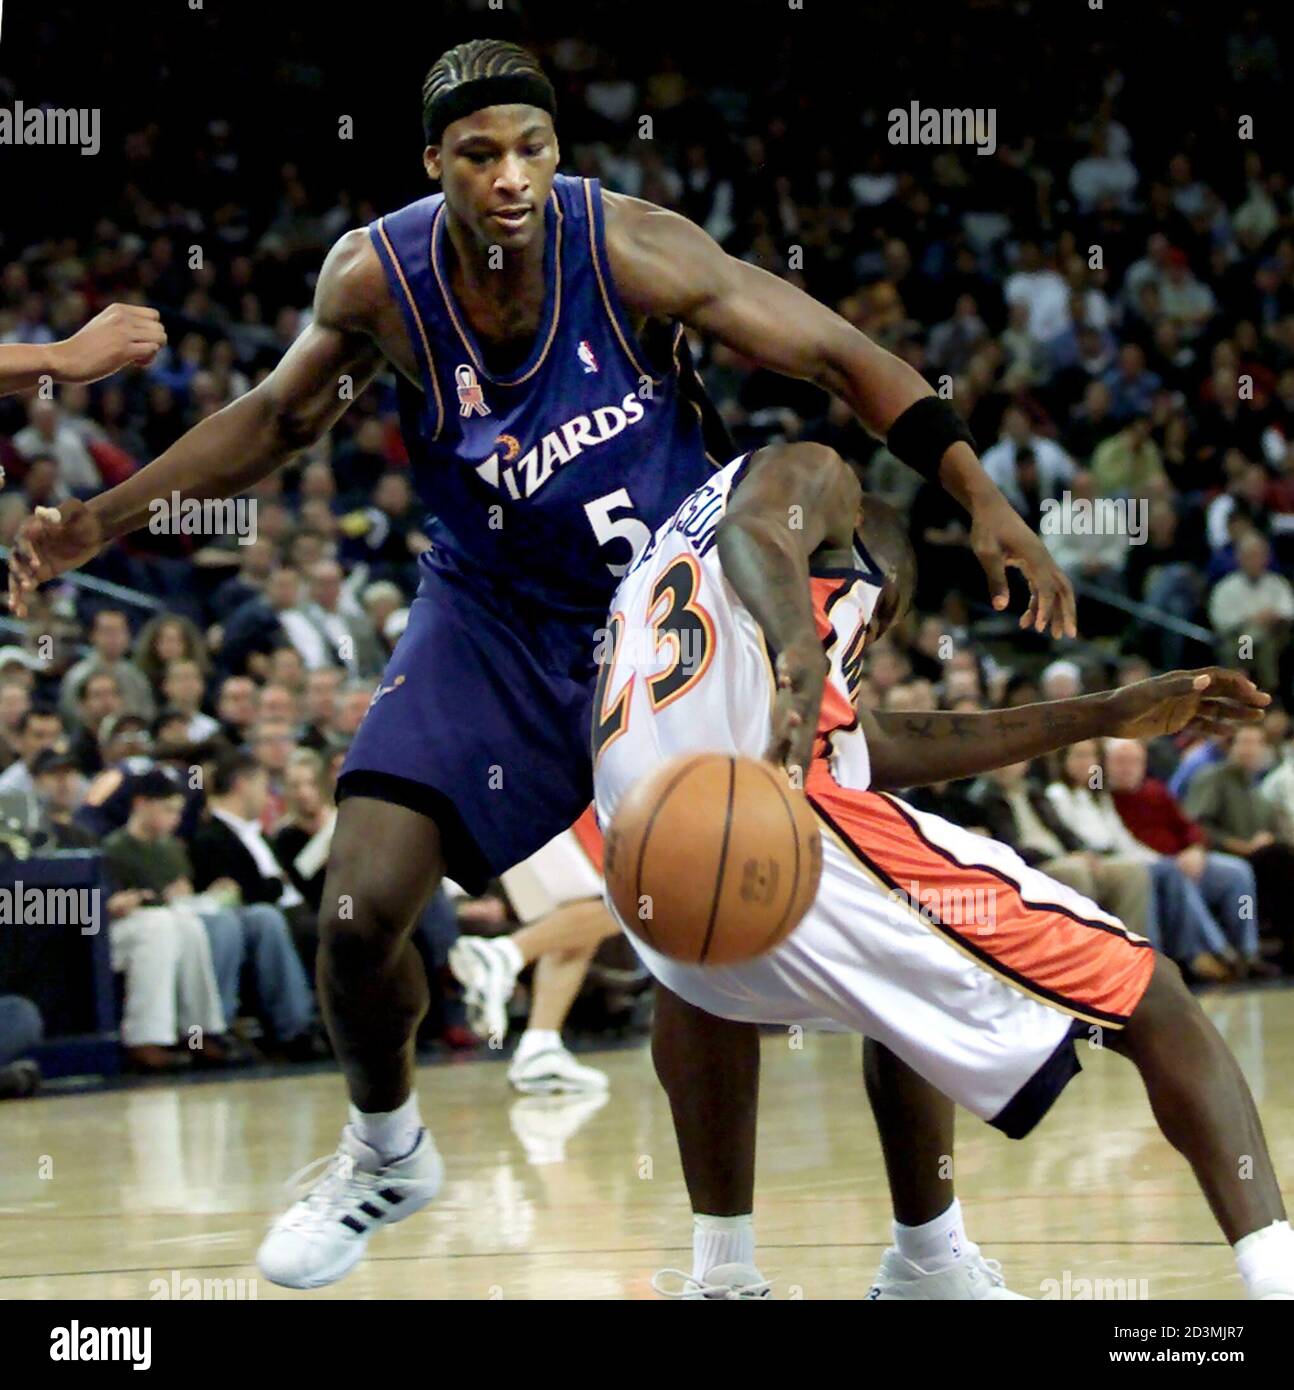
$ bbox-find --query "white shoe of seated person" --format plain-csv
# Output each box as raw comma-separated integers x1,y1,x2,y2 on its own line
507,1041,609,1095
448,935,521,1042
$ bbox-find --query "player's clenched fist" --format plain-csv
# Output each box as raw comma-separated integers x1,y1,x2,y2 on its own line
6,500,105,618
1106,668,1271,740
48,303,166,384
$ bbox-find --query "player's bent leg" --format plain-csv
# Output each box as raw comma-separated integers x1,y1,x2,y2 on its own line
1105,953,1294,1298
460,817,614,1046
512,898,621,962
449,898,618,1045
650,986,769,1299
508,936,609,1096
257,795,449,1291
863,1040,1027,1301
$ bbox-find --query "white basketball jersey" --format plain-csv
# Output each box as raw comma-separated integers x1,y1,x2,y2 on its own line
592,455,886,825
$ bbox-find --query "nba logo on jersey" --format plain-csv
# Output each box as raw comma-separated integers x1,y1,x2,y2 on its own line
577,339,599,374
455,363,490,418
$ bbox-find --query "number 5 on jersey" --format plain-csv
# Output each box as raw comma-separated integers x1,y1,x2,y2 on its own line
584,488,651,577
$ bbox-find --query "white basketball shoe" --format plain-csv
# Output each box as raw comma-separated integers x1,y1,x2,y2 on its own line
257,1125,444,1289
867,1244,1029,1299
653,1263,773,1299
508,1041,609,1095
449,936,522,1041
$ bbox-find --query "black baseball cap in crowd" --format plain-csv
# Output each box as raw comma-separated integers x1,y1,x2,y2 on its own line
133,768,184,801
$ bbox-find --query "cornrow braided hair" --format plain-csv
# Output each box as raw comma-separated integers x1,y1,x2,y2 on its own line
422,39,554,143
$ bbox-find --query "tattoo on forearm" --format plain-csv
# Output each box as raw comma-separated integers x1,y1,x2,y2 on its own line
870,699,1107,791
897,712,1030,741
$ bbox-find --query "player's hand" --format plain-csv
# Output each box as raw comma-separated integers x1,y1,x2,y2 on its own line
968,494,1077,639
7,499,105,617
765,636,829,785
47,304,166,384
1106,669,1270,740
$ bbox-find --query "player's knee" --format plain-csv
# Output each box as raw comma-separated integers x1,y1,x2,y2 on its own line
1120,952,1193,1047
1144,951,1190,1007
317,873,422,980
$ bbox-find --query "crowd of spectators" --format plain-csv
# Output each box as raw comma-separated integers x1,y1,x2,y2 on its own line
3,4,1294,1092
0,627,487,1088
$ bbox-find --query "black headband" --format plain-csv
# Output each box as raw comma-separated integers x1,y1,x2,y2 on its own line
424,73,557,145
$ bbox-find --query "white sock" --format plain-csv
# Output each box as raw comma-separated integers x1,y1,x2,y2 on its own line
894,1197,967,1272
516,1028,561,1061
350,1093,422,1163
693,1213,755,1280
1235,1219,1294,1296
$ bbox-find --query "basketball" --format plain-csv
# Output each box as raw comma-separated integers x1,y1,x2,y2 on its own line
604,752,823,965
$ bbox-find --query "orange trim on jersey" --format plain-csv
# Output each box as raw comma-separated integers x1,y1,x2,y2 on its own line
646,553,717,713
571,806,605,875
375,216,445,438
670,323,725,470
430,191,564,387
811,575,864,756
592,610,634,769
583,180,670,389
804,761,1155,1028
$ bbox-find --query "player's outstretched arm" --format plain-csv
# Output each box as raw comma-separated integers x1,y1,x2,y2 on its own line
6,233,387,617
603,192,1075,639
861,670,1270,792
715,443,861,777
0,304,167,397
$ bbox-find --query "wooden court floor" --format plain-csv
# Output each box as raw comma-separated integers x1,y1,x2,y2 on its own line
1,986,1290,1300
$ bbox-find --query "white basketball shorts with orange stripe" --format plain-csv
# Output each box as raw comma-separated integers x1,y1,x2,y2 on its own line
626,760,1156,1139
592,471,1156,1137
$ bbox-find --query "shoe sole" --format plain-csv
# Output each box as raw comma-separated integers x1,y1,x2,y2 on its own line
867,1287,1030,1300
257,1150,445,1290
260,1236,371,1290
508,1072,610,1095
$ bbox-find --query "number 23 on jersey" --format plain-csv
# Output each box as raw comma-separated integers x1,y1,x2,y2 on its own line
591,554,716,764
